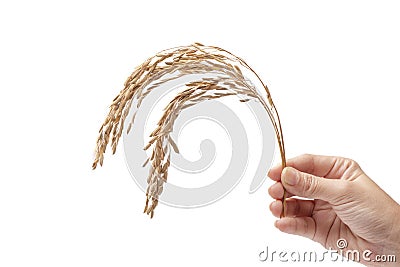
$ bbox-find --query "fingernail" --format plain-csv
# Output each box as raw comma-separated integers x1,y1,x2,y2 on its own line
282,167,298,186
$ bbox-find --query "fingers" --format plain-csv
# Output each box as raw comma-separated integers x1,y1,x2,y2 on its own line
268,154,356,181
268,182,293,199
270,198,315,218
275,217,316,240
281,167,349,203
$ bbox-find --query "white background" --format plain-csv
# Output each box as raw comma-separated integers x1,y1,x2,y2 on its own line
1,1,399,266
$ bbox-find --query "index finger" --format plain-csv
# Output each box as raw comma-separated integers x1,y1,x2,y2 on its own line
268,154,351,181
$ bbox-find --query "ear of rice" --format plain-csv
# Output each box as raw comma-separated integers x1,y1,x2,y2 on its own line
92,43,287,218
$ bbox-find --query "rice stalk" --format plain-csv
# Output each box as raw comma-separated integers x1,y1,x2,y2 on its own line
92,43,287,218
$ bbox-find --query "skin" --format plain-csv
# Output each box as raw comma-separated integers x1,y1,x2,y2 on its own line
268,154,400,266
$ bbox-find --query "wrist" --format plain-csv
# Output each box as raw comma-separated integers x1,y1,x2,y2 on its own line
395,205,400,256
389,204,400,258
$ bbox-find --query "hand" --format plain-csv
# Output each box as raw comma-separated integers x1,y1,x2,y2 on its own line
268,154,400,266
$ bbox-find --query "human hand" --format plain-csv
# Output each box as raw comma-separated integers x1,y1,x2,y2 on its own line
268,154,400,266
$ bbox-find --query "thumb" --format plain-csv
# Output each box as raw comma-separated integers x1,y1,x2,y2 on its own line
281,167,346,203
